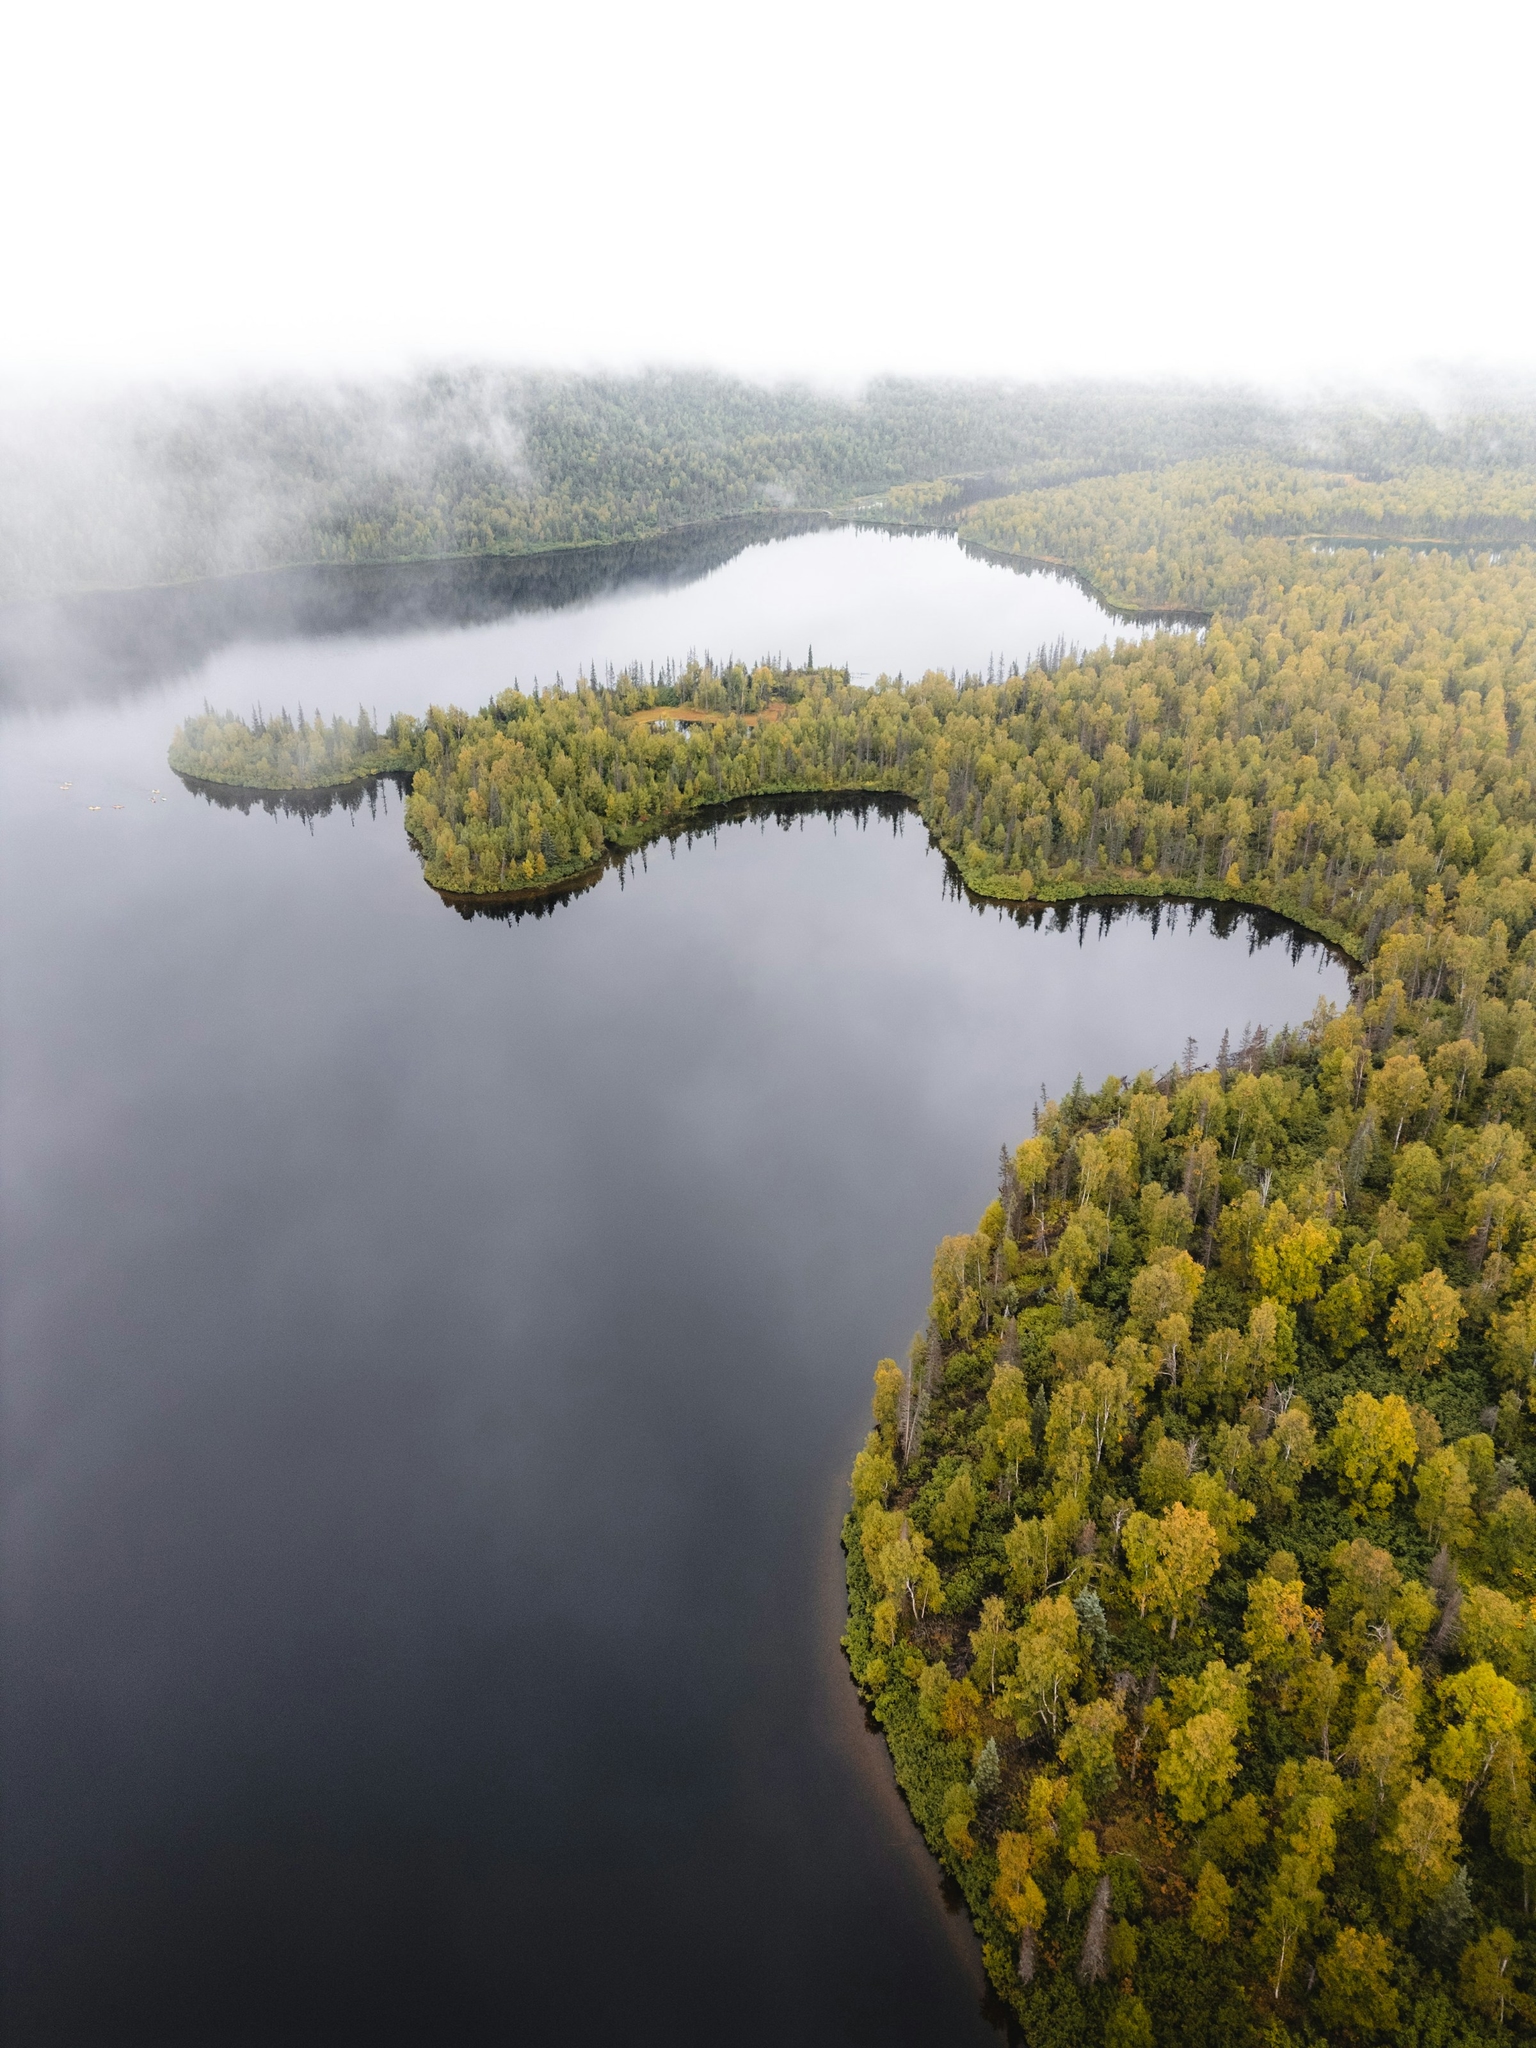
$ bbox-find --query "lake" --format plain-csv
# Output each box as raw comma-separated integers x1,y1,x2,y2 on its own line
0,526,1348,2045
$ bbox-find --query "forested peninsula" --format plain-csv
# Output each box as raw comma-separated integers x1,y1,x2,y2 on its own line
173,457,1536,972
169,451,1536,2039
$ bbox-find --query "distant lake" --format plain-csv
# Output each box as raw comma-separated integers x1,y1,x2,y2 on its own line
0,520,1174,714
0,529,1340,2046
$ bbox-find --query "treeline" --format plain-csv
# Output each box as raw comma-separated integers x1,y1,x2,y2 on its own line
960,460,1536,612
844,962,1536,2041
11,369,1536,600
168,703,422,791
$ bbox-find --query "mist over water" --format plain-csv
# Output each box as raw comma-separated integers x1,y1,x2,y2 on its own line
0,523,1165,718
1,536,1347,2045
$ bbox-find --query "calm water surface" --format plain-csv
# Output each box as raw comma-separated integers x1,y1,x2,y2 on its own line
2,530,1345,2045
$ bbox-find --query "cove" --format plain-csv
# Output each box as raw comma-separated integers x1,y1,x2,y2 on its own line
1,536,1340,2046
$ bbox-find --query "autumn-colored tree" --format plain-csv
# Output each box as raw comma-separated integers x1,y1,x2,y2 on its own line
1315,1270,1373,1357
1189,1861,1231,1943
867,1514,943,1624
1414,1445,1477,1550
1386,1268,1465,1377
992,1832,1046,1984
1186,1466,1255,1555
1433,1661,1529,1808
1003,1512,1070,1603
850,1432,896,1507
1341,1663,1421,1833
928,1464,978,1552
1160,1502,1221,1638
1490,1292,1536,1402
942,1781,978,1860
1137,1432,1192,1511
1127,1248,1205,1332
1327,1538,1402,1630
1461,1585,1536,1684
1259,1781,1338,1998
1059,1694,1125,1805
1103,1997,1154,2048
1461,1928,1524,2030
871,1359,904,1445
1156,1705,1241,1824
1369,1053,1431,1149
1384,1774,1460,1906
968,1595,1009,1696
987,1361,1033,1496
1315,1927,1399,2041
1330,1391,1418,1513
1005,1594,1081,1741
1242,1573,1315,1692
1156,1661,1250,1821
1255,1401,1317,1516
1121,1509,1161,1618
1294,1652,1343,1762
917,1658,954,1731
1392,1141,1443,1220
1252,1205,1339,1305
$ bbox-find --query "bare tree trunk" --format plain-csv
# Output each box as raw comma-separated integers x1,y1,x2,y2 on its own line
1078,1874,1112,1984
899,1325,937,1463
1017,1925,1036,1985
1429,1545,1464,1661
1202,1178,1221,1268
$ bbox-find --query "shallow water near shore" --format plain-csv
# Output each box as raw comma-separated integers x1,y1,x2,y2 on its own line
1,531,1345,2045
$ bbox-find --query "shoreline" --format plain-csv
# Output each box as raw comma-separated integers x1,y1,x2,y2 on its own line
425,785,1361,970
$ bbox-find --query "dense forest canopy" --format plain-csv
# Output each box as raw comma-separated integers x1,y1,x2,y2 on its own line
8,367,1536,601
845,974,1536,2044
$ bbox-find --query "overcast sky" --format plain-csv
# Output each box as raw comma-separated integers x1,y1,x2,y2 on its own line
5,0,1532,395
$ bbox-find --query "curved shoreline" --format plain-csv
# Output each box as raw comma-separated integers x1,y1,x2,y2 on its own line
426,785,1361,970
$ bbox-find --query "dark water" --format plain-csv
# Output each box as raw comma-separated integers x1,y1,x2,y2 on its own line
1,529,1347,2046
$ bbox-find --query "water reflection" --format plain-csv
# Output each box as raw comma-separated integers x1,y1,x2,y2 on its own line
958,881,1346,967
0,514,836,708
428,790,1351,980
174,768,411,823
0,516,1195,715
1,780,1350,2045
957,536,1209,628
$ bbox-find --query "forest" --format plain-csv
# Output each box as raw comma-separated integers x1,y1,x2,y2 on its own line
10,369,1536,602
845,964,1536,2043
166,448,1536,2037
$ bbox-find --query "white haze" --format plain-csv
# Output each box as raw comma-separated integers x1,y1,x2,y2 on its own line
3,0,1533,395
